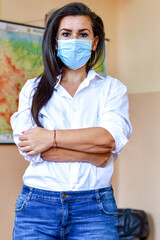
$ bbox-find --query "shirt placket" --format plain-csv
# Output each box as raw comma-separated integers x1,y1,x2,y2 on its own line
69,96,80,189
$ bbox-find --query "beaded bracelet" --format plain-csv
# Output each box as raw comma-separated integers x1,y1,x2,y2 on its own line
53,130,57,148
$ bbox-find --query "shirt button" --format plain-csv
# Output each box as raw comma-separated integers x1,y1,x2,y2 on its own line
62,194,67,199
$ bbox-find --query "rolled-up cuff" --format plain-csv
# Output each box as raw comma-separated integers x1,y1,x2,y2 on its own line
101,126,129,154
19,150,44,163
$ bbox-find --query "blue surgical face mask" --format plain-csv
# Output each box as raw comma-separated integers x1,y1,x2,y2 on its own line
57,39,92,70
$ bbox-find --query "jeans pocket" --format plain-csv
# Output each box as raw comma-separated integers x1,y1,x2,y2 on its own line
96,193,118,216
15,194,27,213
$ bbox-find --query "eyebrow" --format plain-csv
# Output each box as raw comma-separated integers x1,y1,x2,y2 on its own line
60,28,91,32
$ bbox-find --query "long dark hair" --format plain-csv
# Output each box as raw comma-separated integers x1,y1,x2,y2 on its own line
31,2,105,127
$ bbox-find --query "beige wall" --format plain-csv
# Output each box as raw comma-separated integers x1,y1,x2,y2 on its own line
114,92,160,240
115,0,160,94
0,0,160,239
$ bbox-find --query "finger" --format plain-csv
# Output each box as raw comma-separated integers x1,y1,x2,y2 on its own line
26,150,37,156
18,141,29,147
19,134,28,141
19,146,32,153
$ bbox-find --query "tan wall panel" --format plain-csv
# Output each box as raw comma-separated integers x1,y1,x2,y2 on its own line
117,92,160,240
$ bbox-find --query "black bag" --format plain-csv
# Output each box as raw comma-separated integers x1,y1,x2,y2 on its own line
117,208,150,240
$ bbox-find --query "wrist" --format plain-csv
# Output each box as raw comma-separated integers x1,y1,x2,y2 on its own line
48,129,58,148
47,130,54,148
53,130,57,148
55,130,61,147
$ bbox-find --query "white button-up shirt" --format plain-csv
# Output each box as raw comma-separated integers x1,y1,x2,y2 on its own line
11,70,132,191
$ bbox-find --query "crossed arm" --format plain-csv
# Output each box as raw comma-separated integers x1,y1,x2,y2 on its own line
18,127,115,167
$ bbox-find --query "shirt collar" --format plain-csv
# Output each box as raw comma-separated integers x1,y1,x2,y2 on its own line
54,69,104,91
54,75,61,90
86,69,104,82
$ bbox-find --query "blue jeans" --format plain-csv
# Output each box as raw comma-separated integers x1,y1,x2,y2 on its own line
13,185,119,240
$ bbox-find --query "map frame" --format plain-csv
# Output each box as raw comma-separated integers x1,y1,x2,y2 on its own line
0,20,44,144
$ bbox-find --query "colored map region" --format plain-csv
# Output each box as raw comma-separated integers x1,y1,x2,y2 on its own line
0,21,44,143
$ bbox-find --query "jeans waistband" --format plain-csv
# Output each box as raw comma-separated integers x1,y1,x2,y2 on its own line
21,184,113,201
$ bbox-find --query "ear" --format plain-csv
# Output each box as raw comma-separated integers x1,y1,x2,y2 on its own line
92,35,99,51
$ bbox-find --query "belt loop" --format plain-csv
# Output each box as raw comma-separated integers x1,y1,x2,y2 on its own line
95,189,103,211
95,189,101,204
26,187,33,202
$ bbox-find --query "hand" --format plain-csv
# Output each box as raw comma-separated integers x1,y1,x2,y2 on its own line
90,151,112,167
18,127,53,156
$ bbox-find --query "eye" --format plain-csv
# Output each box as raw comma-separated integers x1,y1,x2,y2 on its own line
62,32,71,37
79,32,88,38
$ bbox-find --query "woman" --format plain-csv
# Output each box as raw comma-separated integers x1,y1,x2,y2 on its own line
11,2,132,240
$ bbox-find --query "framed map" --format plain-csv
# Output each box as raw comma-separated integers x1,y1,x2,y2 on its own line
0,20,108,144
0,20,44,143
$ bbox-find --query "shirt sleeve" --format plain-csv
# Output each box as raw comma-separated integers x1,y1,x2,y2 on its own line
99,77,132,155
10,79,43,163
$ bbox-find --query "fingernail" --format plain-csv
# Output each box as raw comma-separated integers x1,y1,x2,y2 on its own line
22,131,25,134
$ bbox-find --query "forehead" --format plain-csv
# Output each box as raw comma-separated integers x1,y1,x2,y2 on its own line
58,15,93,30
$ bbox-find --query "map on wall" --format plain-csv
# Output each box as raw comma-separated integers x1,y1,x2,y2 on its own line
0,20,44,143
